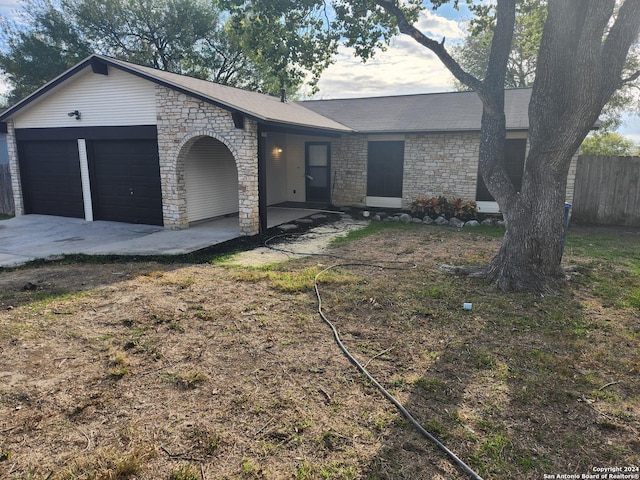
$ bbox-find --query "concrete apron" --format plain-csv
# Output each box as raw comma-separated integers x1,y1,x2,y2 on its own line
0,207,321,268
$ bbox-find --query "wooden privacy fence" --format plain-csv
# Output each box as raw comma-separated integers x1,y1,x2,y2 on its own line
572,155,640,227
0,163,14,215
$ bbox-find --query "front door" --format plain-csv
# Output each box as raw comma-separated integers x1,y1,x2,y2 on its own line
305,142,331,203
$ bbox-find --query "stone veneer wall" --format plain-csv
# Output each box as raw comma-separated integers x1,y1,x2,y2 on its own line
328,132,481,208
330,134,368,206
155,85,259,234
5,121,23,215
402,132,480,206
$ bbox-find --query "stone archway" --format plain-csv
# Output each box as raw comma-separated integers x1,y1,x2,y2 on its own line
181,135,239,225
162,128,260,234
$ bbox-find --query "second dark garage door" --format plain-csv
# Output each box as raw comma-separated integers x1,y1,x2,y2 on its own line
88,139,163,226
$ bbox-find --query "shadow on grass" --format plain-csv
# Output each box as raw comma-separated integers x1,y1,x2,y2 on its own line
313,226,639,479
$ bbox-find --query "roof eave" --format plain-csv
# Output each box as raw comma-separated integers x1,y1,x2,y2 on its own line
353,127,529,135
0,56,98,122
0,54,354,136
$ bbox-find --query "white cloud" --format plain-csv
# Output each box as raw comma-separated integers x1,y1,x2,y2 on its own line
618,112,640,143
310,10,464,99
0,0,21,20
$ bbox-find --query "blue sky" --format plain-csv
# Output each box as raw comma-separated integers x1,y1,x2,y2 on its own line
0,0,638,141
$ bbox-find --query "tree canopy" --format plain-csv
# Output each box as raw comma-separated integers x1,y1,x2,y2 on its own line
0,0,338,104
580,132,640,156
450,0,640,132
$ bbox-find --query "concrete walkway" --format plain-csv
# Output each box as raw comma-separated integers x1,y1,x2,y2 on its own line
0,207,321,267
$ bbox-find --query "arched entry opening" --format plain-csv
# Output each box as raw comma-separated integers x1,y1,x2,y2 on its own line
183,136,239,224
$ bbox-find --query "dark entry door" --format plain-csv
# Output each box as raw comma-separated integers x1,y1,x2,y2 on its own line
18,140,84,218
305,142,331,202
367,141,404,198
88,139,163,226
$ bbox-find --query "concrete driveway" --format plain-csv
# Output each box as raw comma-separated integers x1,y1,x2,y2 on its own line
0,207,321,267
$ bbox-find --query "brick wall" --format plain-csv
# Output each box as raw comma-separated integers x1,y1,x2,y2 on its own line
330,134,368,206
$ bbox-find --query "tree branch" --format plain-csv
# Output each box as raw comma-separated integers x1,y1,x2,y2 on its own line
372,0,484,95
621,68,640,86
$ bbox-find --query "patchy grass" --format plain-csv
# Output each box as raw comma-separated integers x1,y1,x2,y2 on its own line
0,223,638,478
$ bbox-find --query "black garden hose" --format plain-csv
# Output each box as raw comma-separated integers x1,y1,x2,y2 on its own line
264,231,485,480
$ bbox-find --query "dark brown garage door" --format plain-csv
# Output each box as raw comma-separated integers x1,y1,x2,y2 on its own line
88,139,163,226
18,140,85,218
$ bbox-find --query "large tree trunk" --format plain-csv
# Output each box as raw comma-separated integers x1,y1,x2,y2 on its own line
379,0,640,292
486,152,570,292
481,0,640,292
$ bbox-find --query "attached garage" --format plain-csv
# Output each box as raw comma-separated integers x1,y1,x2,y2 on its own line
88,139,163,225
0,54,353,235
18,140,85,218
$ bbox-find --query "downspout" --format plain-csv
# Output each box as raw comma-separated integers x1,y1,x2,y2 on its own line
257,124,268,235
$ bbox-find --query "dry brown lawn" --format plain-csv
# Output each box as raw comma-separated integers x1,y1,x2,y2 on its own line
0,222,638,479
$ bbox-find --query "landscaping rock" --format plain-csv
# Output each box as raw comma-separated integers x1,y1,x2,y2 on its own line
435,216,448,226
423,215,434,224
481,219,496,226
412,217,423,224
399,213,413,223
449,217,465,228
372,215,381,221
279,224,298,231
496,220,506,227
464,220,480,227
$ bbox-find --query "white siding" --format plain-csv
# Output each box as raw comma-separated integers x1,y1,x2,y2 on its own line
14,67,156,128
266,133,287,205
285,134,307,202
185,137,239,223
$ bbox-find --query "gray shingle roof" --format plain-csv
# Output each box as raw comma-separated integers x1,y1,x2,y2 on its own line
299,89,532,133
103,56,353,133
0,54,531,135
0,55,353,134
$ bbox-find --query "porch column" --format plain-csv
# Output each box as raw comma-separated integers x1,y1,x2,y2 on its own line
258,126,268,235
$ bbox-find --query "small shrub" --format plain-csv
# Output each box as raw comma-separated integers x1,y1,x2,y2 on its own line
410,196,478,221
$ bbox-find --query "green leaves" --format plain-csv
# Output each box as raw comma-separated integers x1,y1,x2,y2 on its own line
0,0,339,102
580,132,639,156
0,0,92,103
